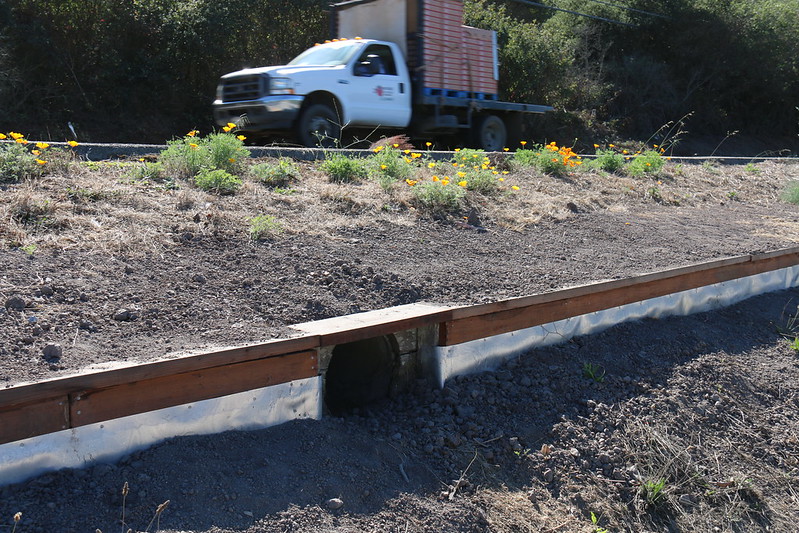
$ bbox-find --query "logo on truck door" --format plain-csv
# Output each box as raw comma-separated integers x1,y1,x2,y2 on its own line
374,85,394,99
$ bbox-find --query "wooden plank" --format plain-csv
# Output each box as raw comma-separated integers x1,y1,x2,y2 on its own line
0,396,69,445
291,302,452,346
440,248,799,345
69,350,317,428
0,335,320,409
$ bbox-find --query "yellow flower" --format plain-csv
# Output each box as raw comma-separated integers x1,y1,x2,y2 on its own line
404,157,411,163
16,138,28,144
454,148,461,152
458,180,468,187
373,145,384,153
189,143,199,149
404,149,411,154
456,171,466,178
492,171,499,175
222,126,232,132
441,179,450,185
411,152,421,158
32,150,41,156
393,143,399,148
237,135,246,141
503,147,509,152
68,140,79,147
405,179,418,186
426,142,432,148
593,144,599,148
452,163,459,168
427,162,436,168
9,132,24,140
35,159,47,165
36,142,49,150
187,130,198,137
502,171,509,175
623,149,629,154
0,133,6,139
498,177,505,182
381,164,387,170
432,175,440,182
520,141,527,146
609,143,615,148
229,158,236,163
511,185,520,190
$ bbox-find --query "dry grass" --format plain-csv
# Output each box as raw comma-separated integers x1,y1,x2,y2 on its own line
1,155,796,255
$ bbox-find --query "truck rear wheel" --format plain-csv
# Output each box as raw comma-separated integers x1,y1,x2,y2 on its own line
297,104,342,148
473,114,507,152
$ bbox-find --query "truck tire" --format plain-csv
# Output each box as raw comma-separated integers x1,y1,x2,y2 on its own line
297,104,342,148
473,114,507,152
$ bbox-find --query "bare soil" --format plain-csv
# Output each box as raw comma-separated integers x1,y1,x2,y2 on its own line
1,156,799,532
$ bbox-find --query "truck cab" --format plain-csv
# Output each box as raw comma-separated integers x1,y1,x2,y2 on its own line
213,38,412,146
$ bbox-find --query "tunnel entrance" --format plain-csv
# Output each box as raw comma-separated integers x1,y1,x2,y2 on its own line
324,335,398,415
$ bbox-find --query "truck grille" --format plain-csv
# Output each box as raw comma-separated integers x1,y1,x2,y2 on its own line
220,75,266,102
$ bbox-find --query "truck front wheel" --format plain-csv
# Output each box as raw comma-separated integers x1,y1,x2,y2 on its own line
473,115,507,152
297,104,342,148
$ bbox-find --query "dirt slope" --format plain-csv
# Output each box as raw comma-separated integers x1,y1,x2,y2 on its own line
0,157,798,531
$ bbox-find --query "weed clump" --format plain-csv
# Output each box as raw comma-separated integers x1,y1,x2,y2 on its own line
194,168,242,195
249,214,282,240
250,158,300,187
411,180,465,216
160,131,249,180
321,153,367,183
782,181,799,205
627,150,665,176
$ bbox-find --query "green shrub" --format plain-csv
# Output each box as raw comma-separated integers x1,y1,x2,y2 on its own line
250,158,300,187
0,141,43,182
411,180,465,216
783,181,799,205
160,132,249,179
194,168,242,194
512,145,576,177
590,149,625,173
205,132,250,174
627,150,665,176
248,214,282,240
128,161,166,182
321,154,367,183
368,145,414,191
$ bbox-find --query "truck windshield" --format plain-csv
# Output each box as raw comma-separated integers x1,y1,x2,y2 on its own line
288,41,363,67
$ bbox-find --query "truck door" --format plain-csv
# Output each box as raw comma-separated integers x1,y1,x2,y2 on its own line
345,44,411,127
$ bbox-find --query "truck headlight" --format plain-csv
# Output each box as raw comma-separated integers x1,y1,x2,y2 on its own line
270,78,295,95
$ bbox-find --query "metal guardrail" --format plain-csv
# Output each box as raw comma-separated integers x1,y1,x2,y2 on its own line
4,140,797,163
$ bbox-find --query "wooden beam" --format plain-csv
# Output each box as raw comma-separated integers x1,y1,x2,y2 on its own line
291,302,453,346
69,350,317,428
0,396,69,445
0,335,320,410
440,247,799,345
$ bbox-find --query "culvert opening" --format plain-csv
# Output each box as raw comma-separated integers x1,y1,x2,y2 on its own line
324,335,398,415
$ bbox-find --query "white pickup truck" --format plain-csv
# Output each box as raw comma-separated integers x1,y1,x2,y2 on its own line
212,0,553,150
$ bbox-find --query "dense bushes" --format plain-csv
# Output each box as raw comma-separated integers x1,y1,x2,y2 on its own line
0,0,796,146
0,0,328,142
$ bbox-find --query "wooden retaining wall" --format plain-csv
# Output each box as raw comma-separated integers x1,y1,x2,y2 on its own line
1,246,798,447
